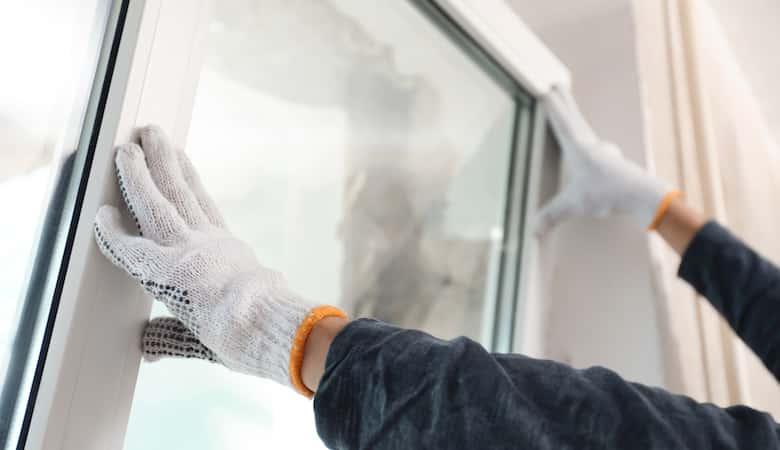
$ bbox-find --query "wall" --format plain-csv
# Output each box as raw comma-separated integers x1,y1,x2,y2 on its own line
508,0,667,387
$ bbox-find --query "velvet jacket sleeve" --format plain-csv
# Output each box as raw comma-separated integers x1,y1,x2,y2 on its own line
679,221,780,380
312,221,780,449
313,320,779,449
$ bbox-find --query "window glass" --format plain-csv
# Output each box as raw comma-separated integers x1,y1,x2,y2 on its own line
0,0,113,447
125,0,530,448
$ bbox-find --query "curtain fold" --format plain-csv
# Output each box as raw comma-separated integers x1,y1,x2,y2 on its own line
634,0,780,417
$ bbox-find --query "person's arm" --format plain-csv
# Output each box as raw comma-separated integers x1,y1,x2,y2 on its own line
100,123,778,450
313,318,780,449
654,198,780,379
654,197,706,255
538,87,780,381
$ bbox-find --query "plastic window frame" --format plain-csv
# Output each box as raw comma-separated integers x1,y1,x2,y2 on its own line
20,1,569,449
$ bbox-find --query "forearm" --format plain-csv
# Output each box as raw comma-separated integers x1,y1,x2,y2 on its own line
677,220,780,379
313,319,780,449
651,196,780,379
654,197,707,255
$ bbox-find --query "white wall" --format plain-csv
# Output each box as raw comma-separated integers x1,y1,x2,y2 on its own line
508,0,667,387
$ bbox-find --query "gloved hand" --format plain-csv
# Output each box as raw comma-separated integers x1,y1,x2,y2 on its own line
535,87,680,235
94,126,346,397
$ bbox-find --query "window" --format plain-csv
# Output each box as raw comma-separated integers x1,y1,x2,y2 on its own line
11,0,568,448
0,0,114,448
123,1,534,448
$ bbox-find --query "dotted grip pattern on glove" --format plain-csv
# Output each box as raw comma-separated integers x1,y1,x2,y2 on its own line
93,125,346,394
143,317,219,362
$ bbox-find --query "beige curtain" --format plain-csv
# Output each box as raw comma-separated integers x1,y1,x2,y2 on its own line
634,0,780,417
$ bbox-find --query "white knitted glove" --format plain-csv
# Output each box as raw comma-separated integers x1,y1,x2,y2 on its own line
536,87,679,235
94,126,345,396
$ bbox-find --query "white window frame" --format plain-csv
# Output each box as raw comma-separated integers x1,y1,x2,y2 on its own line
21,1,568,448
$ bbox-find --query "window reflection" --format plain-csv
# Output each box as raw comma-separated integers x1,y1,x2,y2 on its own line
125,1,524,448
0,0,112,446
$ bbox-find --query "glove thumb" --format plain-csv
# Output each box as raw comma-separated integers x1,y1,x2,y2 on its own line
142,317,219,363
535,188,579,237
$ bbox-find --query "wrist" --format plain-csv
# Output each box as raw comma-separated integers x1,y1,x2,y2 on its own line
288,305,348,398
655,197,707,254
301,315,349,394
647,190,683,230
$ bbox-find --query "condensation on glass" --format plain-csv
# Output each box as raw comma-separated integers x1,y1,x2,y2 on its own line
125,1,531,448
0,0,113,448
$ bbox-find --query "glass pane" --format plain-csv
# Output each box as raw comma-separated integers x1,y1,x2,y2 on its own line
0,0,113,447
125,1,529,448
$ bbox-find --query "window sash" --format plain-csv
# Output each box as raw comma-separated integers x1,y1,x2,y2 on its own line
23,1,568,448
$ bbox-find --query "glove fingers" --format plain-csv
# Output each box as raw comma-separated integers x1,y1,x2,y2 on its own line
137,126,212,229
94,205,163,280
177,150,227,229
115,142,188,243
535,189,579,237
561,90,600,145
142,317,219,363
544,87,598,151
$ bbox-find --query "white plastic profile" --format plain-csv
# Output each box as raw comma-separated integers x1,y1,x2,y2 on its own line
26,1,211,449
434,0,570,356
434,0,571,95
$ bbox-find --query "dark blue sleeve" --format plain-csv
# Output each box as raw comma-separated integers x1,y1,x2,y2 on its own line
313,319,779,449
679,221,780,380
